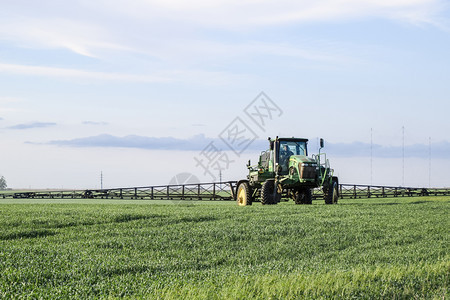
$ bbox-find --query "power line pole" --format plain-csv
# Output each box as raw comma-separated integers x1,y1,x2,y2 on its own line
370,128,373,186
429,137,431,188
101,171,103,190
402,126,405,187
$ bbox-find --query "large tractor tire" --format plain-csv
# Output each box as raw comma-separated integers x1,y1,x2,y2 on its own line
236,181,253,206
261,180,280,205
324,180,339,204
294,188,312,204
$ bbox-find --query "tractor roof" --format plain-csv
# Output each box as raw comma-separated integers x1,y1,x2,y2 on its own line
277,137,309,142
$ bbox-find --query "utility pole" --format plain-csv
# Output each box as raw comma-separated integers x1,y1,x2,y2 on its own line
402,126,405,187
370,128,373,186
101,171,103,190
429,137,431,188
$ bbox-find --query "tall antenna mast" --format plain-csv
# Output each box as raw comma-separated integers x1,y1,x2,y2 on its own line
370,128,373,186
402,126,405,186
429,137,431,188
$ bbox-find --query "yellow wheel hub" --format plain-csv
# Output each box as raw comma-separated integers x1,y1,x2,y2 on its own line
237,186,247,206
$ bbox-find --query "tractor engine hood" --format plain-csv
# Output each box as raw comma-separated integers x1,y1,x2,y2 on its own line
288,155,318,180
289,155,316,166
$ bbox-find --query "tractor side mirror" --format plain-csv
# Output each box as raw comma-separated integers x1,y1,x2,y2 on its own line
320,138,324,148
247,160,251,167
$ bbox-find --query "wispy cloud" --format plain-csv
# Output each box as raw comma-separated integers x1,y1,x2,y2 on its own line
46,134,215,151
0,96,20,113
0,61,248,85
0,62,172,83
1,0,447,61
82,121,109,126
150,39,351,66
99,0,447,28
38,134,450,159
0,96,20,103
41,134,266,151
328,141,450,159
8,122,57,130
1,0,445,89
0,16,127,58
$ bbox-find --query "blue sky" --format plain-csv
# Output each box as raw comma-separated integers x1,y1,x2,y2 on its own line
1,0,450,189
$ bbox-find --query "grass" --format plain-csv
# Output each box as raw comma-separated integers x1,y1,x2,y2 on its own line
0,197,448,299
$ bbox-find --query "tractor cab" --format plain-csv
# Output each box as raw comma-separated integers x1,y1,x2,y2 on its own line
250,137,310,181
276,139,308,174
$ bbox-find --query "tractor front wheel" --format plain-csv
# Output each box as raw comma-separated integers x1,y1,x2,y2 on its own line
261,180,280,205
324,181,339,204
236,181,252,206
294,189,312,204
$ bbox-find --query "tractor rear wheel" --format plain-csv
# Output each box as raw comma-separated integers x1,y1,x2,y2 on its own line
294,189,312,204
324,181,339,204
261,180,280,205
236,181,252,206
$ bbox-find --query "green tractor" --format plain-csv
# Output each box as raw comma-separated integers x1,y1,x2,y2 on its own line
236,137,338,206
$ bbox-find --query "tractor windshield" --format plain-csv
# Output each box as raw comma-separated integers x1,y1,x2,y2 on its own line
279,140,307,173
279,140,307,157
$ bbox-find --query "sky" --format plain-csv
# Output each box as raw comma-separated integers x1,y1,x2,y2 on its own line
1,0,450,189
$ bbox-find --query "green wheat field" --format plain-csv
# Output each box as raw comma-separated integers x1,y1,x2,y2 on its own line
0,196,448,299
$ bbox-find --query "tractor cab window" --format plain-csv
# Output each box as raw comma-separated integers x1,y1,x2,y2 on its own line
279,141,307,172
279,141,306,157
259,150,270,169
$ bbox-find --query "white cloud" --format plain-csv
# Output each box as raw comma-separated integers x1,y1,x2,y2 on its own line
0,16,119,58
7,122,57,130
144,38,348,65
0,0,445,85
96,0,446,27
0,62,170,83
0,97,20,103
1,0,446,59
82,121,109,126
0,97,21,113
38,133,450,159
0,107,16,113
0,62,249,85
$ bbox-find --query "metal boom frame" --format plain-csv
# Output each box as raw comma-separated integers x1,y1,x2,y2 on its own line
1,182,450,200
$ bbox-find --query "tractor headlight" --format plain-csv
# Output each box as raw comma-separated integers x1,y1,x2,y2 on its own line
301,163,317,167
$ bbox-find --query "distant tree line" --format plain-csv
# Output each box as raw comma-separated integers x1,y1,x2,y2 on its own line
0,176,7,190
